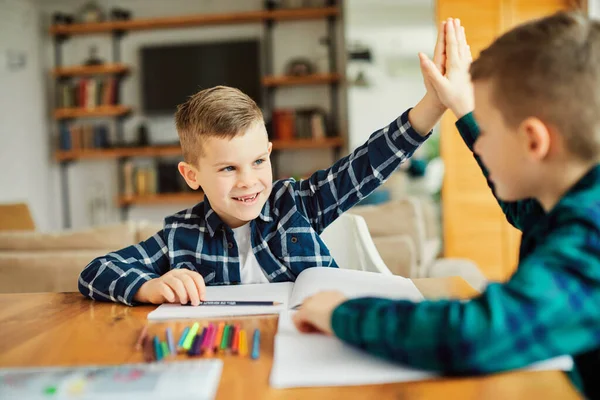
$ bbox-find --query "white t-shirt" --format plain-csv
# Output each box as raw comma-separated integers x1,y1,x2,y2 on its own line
232,223,270,284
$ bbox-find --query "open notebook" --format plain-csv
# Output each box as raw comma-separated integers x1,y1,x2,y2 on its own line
147,268,424,320
270,311,574,388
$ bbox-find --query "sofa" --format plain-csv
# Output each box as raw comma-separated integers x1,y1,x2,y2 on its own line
0,197,486,294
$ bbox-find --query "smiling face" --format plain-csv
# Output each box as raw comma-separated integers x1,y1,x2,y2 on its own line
179,121,273,228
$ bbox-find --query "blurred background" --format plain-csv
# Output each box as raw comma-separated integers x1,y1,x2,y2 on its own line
0,0,592,287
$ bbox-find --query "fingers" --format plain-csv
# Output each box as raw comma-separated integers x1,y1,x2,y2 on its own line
292,311,319,333
433,21,446,74
158,282,176,303
445,17,459,68
179,273,200,306
186,271,207,301
163,275,189,304
419,53,447,89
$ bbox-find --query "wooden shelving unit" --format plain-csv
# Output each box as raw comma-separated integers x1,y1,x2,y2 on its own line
54,105,132,120
118,192,204,206
55,138,343,161
52,63,129,77
49,7,340,35
262,73,341,87
52,3,343,228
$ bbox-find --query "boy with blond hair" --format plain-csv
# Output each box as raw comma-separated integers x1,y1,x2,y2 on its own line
293,13,600,398
78,24,451,307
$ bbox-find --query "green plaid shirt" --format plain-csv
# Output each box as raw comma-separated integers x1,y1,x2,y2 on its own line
332,113,600,398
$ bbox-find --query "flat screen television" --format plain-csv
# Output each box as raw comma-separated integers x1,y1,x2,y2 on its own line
140,40,261,114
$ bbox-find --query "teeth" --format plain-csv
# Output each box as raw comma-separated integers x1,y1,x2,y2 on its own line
234,193,258,202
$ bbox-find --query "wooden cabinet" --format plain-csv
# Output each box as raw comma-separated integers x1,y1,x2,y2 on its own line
436,0,583,281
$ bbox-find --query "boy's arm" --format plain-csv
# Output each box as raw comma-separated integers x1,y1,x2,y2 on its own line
78,230,170,306
292,97,443,233
331,216,600,374
456,113,545,231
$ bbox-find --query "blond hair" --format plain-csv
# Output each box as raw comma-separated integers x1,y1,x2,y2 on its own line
470,11,600,160
175,86,263,164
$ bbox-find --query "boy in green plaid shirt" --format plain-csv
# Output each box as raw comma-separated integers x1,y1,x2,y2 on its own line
293,12,600,398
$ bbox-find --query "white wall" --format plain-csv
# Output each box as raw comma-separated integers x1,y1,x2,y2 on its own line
0,0,57,231
35,0,346,229
344,0,436,150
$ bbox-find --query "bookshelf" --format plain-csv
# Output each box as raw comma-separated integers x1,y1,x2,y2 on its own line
55,138,344,162
51,2,343,228
118,192,205,207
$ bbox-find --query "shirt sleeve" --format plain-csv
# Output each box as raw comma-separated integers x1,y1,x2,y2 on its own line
78,230,171,306
455,113,545,231
291,108,429,233
331,214,600,374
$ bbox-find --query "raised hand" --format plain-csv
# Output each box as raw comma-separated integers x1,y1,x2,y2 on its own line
418,18,474,119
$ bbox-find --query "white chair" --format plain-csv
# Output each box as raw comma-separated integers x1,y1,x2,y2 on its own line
320,213,392,275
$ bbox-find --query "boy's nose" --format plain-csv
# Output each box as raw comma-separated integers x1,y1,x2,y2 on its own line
236,170,257,188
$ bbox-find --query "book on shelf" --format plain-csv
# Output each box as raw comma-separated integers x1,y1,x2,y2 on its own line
57,77,120,109
58,123,110,151
271,107,330,141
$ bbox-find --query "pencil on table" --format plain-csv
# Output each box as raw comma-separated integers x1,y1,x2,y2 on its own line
202,323,215,356
251,329,260,360
153,335,162,361
166,327,176,355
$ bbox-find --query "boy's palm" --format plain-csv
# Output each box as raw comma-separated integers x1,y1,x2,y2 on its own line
419,18,474,119
134,269,206,305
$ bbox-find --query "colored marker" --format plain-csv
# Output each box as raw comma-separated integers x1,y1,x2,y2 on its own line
232,325,240,354
166,327,176,355
214,322,225,351
177,326,190,349
182,322,200,351
251,329,260,360
220,324,231,352
239,329,248,357
161,341,169,358
201,324,214,354
134,325,148,350
153,335,162,361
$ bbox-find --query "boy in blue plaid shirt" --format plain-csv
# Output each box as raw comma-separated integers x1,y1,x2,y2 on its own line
293,13,600,398
78,27,450,307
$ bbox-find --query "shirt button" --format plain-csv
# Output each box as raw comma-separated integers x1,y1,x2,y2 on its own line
228,242,233,249
291,236,298,243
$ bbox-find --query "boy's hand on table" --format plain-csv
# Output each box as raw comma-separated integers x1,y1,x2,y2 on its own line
292,291,348,335
419,17,474,119
134,269,206,305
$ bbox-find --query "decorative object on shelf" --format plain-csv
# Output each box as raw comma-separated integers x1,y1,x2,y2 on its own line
136,123,150,147
285,57,316,76
110,7,132,21
271,109,295,141
264,0,282,10
83,45,104,66
78,1,105,23
52,12,74,25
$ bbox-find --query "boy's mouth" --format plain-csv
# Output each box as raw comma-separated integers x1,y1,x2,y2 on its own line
231,192,261,204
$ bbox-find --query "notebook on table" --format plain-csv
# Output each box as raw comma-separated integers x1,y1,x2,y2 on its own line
147,267,424,320
270,311,574,388
0,360,223,400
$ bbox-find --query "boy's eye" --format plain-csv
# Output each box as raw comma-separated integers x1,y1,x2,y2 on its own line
254,158,265,166
221,166,235,172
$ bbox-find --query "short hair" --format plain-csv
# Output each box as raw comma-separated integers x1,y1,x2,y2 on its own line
470,11,600,161
174,86,264,164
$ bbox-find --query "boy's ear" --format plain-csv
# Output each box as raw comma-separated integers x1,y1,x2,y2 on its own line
520,117,550,161
178,161,201,190
267,141,273,155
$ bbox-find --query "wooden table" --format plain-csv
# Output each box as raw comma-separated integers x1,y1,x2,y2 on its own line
0,277,581,399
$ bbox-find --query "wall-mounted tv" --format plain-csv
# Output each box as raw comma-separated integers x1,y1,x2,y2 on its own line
141,39,261,114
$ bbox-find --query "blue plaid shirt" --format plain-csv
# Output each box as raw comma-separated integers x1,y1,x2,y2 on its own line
79,109,428,306
331,113,600,398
